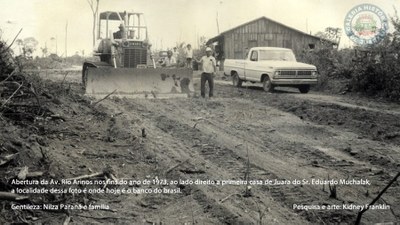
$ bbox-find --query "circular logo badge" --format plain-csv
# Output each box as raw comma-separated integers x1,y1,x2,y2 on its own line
344,4,389,46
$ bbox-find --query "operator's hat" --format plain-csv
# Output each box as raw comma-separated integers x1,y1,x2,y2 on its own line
205,47,212,52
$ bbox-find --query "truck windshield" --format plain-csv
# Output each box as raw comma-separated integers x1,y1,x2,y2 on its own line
259,50,296,61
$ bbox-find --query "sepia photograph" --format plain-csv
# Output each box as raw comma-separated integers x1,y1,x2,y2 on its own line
0,0,399,224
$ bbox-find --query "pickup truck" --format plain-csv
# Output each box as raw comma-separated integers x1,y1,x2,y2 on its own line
224,47,318,93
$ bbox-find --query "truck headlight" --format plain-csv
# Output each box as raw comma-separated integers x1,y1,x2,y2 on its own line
274,71,280,77
311,71,317,77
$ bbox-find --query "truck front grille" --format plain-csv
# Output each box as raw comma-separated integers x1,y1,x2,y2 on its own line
280,70,297,76
297,71,312,75
123,48,147,68
277,70,313,78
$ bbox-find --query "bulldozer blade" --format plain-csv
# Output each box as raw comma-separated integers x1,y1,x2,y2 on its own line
85,67,194,99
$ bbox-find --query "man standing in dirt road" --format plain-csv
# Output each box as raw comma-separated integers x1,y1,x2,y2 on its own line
196,47,217,98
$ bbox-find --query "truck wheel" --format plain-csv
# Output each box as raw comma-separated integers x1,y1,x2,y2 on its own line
232,73,243,87
262,76,274,92
298,85,310,93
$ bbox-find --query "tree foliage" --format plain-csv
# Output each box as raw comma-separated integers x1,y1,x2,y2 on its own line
21,37,39,58
300,12,400,101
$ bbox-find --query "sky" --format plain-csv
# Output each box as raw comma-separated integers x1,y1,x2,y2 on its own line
0,0,399,57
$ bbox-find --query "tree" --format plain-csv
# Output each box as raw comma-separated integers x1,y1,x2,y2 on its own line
314,27,342,47
21,37,39,58
16,39,23,55
41,46,48,57
87,0,100,47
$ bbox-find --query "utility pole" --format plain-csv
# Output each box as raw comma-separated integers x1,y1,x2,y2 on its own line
65,20,68,58
56,35,58,55
216,12,220,34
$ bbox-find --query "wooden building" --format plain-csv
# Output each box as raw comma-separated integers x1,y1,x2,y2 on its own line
207,16,332,60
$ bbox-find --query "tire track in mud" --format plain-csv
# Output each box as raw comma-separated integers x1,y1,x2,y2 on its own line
125,100,359,224
104,99,313,224
212,85,400,221
134,97,399,224
101,100,265,224
216,84,400,172
218,84,400,143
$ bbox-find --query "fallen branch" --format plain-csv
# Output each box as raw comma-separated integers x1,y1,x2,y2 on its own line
65,172,104,181
63,216,71,225
92,89,117,106
21,171,44,179
108,173,118,182
60,72,70,89
27,171,44,178
66,167,117,181
0,153,19,166
50,114,67,121
0,81,23,109
179,169,205,174
0,69,17,84
355,172,400,225
220,193,236,203
0,191,29,201
165,159,189,174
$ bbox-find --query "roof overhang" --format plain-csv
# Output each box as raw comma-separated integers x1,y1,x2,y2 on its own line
206,35,224,45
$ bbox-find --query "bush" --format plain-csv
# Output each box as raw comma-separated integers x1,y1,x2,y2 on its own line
350,30,400,100
0,39,16,74
298,46,354,91
298,12,400,101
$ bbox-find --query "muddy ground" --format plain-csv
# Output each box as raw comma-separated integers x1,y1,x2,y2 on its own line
0,70,399,224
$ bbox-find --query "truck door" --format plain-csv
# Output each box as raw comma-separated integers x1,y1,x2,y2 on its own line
245,50,258,81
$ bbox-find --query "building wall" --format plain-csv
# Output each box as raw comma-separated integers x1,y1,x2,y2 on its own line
223,18,323,60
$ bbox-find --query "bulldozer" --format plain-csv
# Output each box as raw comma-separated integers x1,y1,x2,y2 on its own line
82,11,194,98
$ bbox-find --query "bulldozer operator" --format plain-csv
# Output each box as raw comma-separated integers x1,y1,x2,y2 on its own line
113,24,125,39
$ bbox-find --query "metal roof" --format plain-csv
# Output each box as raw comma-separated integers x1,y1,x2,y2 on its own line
207,16,335,45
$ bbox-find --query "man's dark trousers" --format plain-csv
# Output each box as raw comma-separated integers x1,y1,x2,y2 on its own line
201,72,214,98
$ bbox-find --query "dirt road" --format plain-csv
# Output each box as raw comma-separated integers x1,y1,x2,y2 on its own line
87,73,400,224
1,70,399,224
